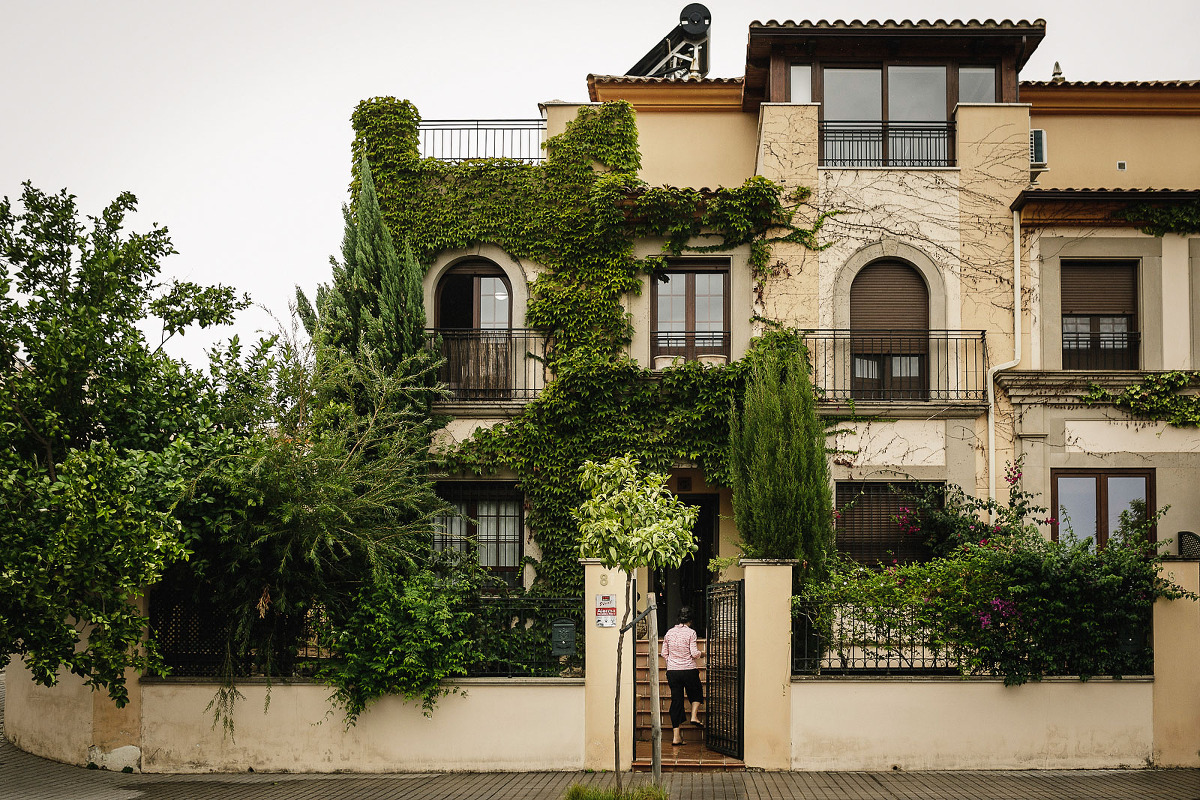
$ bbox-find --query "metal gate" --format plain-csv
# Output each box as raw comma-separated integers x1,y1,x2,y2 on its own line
705,580,744,759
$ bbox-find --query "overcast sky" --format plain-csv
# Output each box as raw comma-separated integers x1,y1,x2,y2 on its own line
3,0,1198,365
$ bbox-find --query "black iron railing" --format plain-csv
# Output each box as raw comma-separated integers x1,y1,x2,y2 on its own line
651,330,731,365
418,119,546,163
792,601,1153,677
821,121,956,167
792,603,962,676
802,329,986,402
471,596,584,678
426,328,549,402
1062,331,1141,370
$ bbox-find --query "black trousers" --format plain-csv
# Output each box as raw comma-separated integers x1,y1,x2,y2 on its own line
666,668,703,728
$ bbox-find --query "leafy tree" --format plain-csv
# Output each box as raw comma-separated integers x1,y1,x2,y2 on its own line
302,156,425,362
729,337,834,585
0,182,248,704
574,455,698,790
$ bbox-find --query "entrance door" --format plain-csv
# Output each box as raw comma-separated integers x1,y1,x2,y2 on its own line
705,579,744,759
653,494,717,638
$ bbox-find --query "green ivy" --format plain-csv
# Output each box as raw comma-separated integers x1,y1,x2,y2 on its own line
352,98,823,595
1082,371,1200,427
1116,200,1200,237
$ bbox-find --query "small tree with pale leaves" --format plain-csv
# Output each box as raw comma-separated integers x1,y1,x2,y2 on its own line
574,455,698,791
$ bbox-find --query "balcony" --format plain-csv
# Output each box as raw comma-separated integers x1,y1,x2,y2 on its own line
426,329,549,402
1062,331,1141,370
417,119,546,163
801,329,987,402
820,121,956,168
651,330,732,368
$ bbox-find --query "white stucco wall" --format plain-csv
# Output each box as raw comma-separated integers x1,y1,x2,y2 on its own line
139,679,584,773
792,677,1153,770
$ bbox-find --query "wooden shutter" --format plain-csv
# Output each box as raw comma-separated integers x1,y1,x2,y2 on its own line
850,261,929,330
1061,261,1137,314
835,483,934,565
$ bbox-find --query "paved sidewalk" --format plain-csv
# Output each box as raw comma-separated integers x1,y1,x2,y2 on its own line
4,671,1200,799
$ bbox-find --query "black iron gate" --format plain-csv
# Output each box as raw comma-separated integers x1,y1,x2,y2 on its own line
705,580,744,759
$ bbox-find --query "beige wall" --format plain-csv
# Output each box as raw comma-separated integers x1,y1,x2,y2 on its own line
792,677,1153,770
1153,560,1200,765
583,560,634,771
1028,115,1200,190
634,110,757,189
4,660,94,766
139,678,583,773
741,560,794,769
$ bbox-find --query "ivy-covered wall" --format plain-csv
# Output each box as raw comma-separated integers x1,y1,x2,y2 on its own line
351,97,821,595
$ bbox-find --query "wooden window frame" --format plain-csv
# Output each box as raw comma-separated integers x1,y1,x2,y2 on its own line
1050,468,1156,547
649,259,731,363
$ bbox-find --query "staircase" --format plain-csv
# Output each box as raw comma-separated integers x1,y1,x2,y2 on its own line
632,638,744,772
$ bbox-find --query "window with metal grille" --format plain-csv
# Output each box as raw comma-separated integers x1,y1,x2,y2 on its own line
835,482,939,565
435,482,523,585
1060,260,1139,369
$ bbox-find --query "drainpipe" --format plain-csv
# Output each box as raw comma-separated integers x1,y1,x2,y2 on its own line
986,209,1023,512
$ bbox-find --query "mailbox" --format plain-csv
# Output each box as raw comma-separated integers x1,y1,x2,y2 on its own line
551,618,576,656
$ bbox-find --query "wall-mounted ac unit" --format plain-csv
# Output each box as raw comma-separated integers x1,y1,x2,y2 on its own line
1029,129,1049,168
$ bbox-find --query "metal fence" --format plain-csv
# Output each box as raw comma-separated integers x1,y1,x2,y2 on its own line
426,328,550,401
418,119,546,163
152,591,583,679
1062,331,1141,370
802,329,987,402
821,121,956,167
470,596,585,678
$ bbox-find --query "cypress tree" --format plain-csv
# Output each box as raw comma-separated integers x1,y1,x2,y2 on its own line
729,339,834,586
302,156,425,364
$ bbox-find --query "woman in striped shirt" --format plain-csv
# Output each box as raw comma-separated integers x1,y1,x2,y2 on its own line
660,605,704,745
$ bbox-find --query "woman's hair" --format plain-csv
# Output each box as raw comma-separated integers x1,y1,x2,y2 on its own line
677,606,694,625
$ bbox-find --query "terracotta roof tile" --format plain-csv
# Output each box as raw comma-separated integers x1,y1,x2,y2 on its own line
1022,80,1200,88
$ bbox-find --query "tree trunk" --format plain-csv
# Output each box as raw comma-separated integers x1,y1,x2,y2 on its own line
613,573,632,793
647,594,663,784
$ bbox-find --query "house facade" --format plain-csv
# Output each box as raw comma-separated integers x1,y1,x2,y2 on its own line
7,14,1200,775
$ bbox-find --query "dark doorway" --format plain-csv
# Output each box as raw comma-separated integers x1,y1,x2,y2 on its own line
653,494,718,639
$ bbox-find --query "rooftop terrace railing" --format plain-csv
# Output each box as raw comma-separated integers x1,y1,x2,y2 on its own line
821,121,956,168
418,119,546,163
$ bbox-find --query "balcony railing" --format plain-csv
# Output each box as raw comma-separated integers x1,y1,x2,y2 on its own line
820,121,956,167
651,330,731,366
426,328,548,402
801,329,987,402
1062,331,1140,370
418,119,546,163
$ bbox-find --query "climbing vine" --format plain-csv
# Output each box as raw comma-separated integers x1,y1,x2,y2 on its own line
1116,200,1200,237
352,97,825,595
1082,371,1200,427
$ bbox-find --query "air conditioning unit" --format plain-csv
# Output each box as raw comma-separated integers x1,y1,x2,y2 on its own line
1029,129,1049,168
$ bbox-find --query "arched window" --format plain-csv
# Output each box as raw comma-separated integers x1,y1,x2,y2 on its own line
849,260,929,399
434,260,514,398
435,260,512,330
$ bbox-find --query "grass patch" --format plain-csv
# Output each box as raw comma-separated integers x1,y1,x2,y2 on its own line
564,784,669,800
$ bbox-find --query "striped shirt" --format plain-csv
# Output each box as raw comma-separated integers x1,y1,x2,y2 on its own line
660,623,701,671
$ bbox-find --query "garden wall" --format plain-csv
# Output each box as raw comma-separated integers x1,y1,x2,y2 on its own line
791,676,1153,770
139,678,584,773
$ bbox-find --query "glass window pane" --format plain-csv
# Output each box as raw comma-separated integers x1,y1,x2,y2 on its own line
854,357,880,379
1062,316,1089,350
1056,477,1098,541
479,277,509,329
891,356,921,377
693,273,724,330
657,273,686,335
959,67,997,103
1107,477,1148,539
888,66,947,121
824,69,882,120
790,65,812,103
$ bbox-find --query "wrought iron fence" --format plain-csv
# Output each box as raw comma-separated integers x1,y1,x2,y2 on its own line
418,119,546,163
471,596,584,678
792,601,1153,677
802,329,987,402
821,121,956,167
1061,331,1141,370
151,590,583,679
650,330,731,365
426,328,549,401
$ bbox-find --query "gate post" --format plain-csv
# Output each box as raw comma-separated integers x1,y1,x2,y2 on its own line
581,558,635,771
1153,559,1200,766
740,559,795,769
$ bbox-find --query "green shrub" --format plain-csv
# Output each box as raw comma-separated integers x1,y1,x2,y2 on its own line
564,784,670,800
